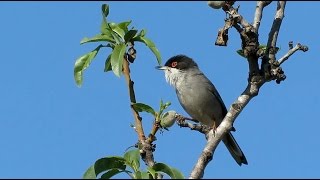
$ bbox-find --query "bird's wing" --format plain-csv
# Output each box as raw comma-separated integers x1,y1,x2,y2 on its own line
201,73,236,131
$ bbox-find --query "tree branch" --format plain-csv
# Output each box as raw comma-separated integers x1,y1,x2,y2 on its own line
266,1,287,61
146,118,160,144
253,1,272,33
278,42,309,65
189,1,279,178
262,1,287,83
191,1,307,178
189,77,263,179
123,59,156,167
177,121,209,135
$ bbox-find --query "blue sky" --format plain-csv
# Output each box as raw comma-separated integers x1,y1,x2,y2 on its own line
1,2,319,178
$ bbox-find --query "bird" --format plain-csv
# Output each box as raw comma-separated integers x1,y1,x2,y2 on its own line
156,54,248,166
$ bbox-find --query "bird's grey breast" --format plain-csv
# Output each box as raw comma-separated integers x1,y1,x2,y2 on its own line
175,70,223,126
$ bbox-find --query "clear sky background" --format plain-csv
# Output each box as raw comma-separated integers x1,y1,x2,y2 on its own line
1,2,319,179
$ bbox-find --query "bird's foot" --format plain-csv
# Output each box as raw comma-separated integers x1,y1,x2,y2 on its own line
174,113,186,125
211,122,217,137
174,113,199,125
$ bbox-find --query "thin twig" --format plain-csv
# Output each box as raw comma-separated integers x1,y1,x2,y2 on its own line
146,118,160,144
278,43,309,65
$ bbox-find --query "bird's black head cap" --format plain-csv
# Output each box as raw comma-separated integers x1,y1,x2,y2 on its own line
164,55,198,70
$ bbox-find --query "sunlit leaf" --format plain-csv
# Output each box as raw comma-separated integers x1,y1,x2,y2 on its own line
147,166,157,179
132,103,156,116
159,100,171,115
170,167,184,179
83,156,126,179
124,149,140,172
118,20,132,33
108,21,131,40
83,165,96,179
107,23,122,44
80,34,115,44
110,43,126,77
134,171,151,179
151,163,184,179
133,29,146,38
100,169,133,179
74,45,103,87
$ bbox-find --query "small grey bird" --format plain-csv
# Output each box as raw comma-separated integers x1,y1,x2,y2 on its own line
156,55,248,166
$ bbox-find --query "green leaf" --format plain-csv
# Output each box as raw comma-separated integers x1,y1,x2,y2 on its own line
74,45,102,87
100,169,122,179
118,20,132,33
124,149,140,172
83,156,126,179
133,29,146,38
83,165,96,179
134,171,141,179
237,45,280,59
133,36,161,65
132,103,156,116
106,43,115,49
159,100,171,116
100,4,110,35
236,49,245,58
147,166,157,179
101,4,109,17
124,30,138,43
100,169,133,179
134,171,151,179
170,167,185,179
104,54,112,72
110,43,126,77
108,22,131,40
140,171,151,179
80,34,115,44
151,163,184,179
108,23,122,44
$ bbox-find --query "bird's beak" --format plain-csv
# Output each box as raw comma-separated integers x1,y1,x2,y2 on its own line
155,65,168,70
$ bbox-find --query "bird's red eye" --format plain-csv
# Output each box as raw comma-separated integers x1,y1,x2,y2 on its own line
171,61,178,68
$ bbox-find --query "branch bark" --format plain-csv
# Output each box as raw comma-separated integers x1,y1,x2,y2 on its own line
253,1,272,33
189,79,262,179
278,42,309,65
189,1,305,178
123,59,156,167
266,1,287,61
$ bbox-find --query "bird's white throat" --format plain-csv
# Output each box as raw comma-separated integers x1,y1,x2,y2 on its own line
164,68,182,88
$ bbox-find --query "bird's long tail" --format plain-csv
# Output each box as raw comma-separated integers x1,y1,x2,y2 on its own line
222,132,248,166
